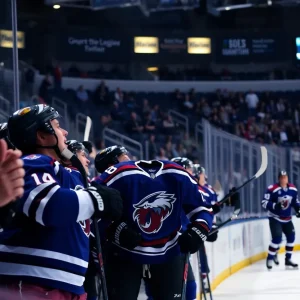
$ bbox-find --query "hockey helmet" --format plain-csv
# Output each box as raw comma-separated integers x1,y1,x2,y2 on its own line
7,104,60,153
95,145,128,173
81,141,93,155
66,140,89,156
193,164,206,180
171,157,194,170
278,169,288,178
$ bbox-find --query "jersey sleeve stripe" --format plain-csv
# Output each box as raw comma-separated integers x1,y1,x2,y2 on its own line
159,169,197,184
102,165,139,184
186,206,213,219
76,190,95,222
24,183,56,216
36,185,60,225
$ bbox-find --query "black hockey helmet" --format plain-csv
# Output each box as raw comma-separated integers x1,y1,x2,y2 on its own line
0,122,15,149
7,104,60,154
193,164,206,179
95,145,128,173
66,140,88,156
171,157,194,170
81,141,93,155
278,169,288,178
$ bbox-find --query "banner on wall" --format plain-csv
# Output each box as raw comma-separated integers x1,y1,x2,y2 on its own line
215,35,286,63
57,32,129,62
0,30,25,49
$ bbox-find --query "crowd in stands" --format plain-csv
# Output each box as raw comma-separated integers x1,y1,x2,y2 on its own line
36,74,300,162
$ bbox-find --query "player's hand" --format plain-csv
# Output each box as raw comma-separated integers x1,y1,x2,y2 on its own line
106,219,142,250
212,203,221,214
86,183,123,220
229,187,239,207
296,209,300,218
274,202,282,211
178,222,209,254
0,140,25,207
207,224,218,242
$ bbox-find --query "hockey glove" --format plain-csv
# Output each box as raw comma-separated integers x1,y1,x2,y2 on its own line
229,187,240,207
85,184,123,221
206,224,218,242
274,202,282,211
296,208,300,218
178,223,209,254
212,204,221,214
106,220,142,250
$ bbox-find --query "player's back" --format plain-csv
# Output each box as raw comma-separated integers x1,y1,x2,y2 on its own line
96,160,212,264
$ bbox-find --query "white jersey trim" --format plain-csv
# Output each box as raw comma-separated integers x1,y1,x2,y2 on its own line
186,206,212,219
106,170,150,186
76,190,95,222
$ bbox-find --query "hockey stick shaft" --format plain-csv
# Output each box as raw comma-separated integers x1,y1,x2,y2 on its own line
84,116,92,141
197,251,207,300
181,253,190,300
217,146,268,207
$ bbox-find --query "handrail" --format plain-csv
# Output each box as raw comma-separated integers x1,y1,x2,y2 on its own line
168,109,189,137
103,127,144,160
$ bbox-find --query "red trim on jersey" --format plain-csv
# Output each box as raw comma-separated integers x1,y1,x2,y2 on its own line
288,183,296,188
163,163,186,171
139,227,179,247
268,184,280,192
102,165,139,184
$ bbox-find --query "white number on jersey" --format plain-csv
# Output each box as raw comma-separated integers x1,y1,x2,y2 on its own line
106,166,117,175
31,173,56,185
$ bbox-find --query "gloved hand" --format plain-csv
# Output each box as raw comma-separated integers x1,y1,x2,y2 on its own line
229,187,240,207
85,184,123,220
178,223,209,254
296,208,300,218
274,202,282,211
206,224,218,242
106,220,142,250
212,204,221,214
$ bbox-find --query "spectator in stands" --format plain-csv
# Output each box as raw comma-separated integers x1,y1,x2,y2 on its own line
143,112,156,134
150,104,163,123
38,74,52,102
54,63,63,89
141,99,151,117
126,112,144,140
94,81,110,106
162,115,175,135
125,94,138,111
245,89,259,117
25,68,35,97
114,87,123,103
148,134,158,159
156,148,168,160
76,85,89,102
111,101,125,121
183,93,194,111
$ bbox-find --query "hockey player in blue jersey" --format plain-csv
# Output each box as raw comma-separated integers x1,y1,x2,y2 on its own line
262,170,300,270
0,104,124,300
93,148,213,300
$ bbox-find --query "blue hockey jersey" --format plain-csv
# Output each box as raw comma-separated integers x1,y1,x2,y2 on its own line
204,183,218,205
261,183,300,223
94,160,213,264
0,154,95,295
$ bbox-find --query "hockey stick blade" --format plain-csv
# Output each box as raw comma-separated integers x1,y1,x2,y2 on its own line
218,146,268,206
84,116,92,141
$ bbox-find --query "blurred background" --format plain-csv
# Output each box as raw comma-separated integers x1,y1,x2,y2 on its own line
2,0,300,221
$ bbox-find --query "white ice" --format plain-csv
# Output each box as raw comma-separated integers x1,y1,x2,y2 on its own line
213,252,300,300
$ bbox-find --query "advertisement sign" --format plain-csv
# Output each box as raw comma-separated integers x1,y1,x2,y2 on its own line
0,30,25,49
216,35,285,63
159,37,186,54
187,37,211,54
57,32,128,62
134,36,159,54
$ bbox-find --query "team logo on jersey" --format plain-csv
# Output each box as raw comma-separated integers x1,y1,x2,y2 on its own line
278,195,292,210
79,220,91,237
133,191,176,234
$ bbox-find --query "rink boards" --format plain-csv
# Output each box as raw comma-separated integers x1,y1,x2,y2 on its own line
191,217,300,299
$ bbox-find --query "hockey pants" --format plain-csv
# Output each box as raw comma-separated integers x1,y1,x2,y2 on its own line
105,253,187,300
267,218,295,260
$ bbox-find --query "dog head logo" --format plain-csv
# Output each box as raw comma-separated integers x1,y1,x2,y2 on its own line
133,191,176,234
279,195,292,210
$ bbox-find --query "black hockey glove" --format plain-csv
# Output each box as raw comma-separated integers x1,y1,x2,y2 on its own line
212,204,221,214
106,220,142,250
229,187,240,207
295,208,300,218
274,202,282,211
178,223,209,254
206,224,218,242
85,184,123,221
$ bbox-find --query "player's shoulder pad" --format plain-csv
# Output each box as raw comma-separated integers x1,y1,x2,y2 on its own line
22,154,55,169
161,160,185,170
198,185,210,196
206,184,216,194
288,183,298,192
267,183,280,192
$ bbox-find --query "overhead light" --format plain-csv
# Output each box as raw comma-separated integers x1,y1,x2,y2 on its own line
267,0,272,5
225,7,230,10
147,67,159,72
53,4,61,9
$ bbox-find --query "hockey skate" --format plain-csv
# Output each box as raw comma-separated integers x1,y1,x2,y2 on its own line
285,258,298,269
266,259,273,270
273,253,279,265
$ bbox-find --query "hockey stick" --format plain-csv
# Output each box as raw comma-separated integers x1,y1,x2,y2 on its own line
216,146,268,207
197,251,207,300
84,116,92,141
181,253,190,300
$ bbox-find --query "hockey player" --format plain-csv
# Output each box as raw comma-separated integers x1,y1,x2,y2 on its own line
93,151,213,300
262,170,300,270
0,104,123,300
